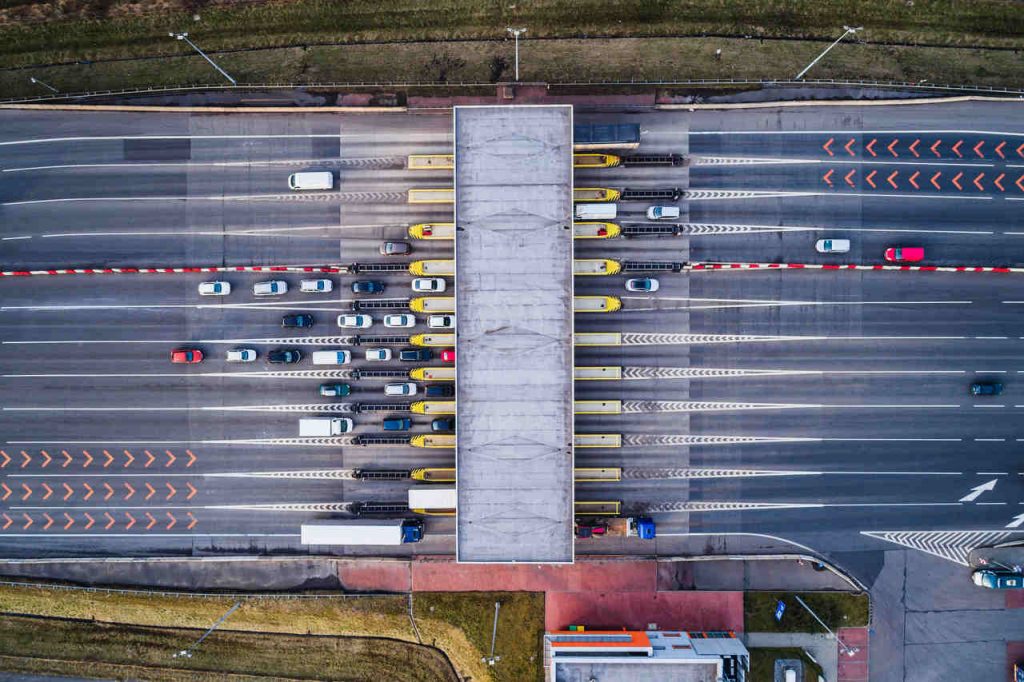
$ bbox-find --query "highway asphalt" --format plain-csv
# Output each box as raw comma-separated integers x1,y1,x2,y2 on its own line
1,103,1023,584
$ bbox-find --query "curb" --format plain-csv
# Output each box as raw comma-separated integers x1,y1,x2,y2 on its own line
657,94,1024,111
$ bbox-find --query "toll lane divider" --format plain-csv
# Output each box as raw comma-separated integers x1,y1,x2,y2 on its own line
0,265,345,277
3,262,1022,278
691,262,1020,273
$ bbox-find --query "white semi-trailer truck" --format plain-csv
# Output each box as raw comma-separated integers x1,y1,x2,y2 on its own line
300,519,423,545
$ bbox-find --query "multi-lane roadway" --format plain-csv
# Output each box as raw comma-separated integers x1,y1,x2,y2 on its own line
1,103,1023,583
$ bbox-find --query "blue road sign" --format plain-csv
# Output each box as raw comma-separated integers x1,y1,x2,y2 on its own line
774,600,786,622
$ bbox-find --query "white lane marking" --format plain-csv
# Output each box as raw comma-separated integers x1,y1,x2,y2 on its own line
974,439,1006,442
2,370,358,379
4,193,313,207
37,223,398,239
693,156,995,168
973,338,1008,341
0,533,301,538
685,221,990,236
623,297,972,311
687,190,990,202
690,129,1024,136
822,438,962,442
977,502,1007,506
976,472,1009,475
3,159,328,173
3,404,353,413
0,134,341,147
959,479,998,502
1,299,362,313
1,235,31,241
974,405,1006,408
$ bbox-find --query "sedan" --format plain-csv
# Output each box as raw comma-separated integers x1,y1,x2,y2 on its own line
253,280,288,296
282,313,315,329
883,246,925,263
171,348,203,364
412,277,446,293
385,382,418,396
625,277,660,293
972,569,1024,589
338,314,373,328
440,349,455,363
431,417,455,432
428,314,454,329
268,349,302,364
225,348,257,363
351,281,385,294
300,279,333,293
399,348,432,362
366,348,392,361
380,241,411,256
970,381,1004,396
384,314,416,328
319,383,351,397
198,281,231,296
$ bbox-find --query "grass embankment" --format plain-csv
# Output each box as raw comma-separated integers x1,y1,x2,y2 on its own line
0,1,1023,97
745,592,870,633
748,647,824,682
0,583,544,681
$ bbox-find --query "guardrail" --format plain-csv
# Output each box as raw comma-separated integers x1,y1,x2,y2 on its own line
1,77,1023,105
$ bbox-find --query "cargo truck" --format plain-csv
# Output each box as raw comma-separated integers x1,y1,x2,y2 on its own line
299,417,353,437
408,486,456,514
300,518,423,545
575,203,617,220
575,516,656,540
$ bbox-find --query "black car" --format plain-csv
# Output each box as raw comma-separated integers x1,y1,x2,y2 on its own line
425,384,454,398
351,280,385,294
268,349,302,364
282,313,315,328
399,348,432,362
431,417,454,432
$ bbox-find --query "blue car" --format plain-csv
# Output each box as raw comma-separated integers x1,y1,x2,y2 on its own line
383,417,412,431
282,313,315,328
352,281,386,294
969,382,1003,396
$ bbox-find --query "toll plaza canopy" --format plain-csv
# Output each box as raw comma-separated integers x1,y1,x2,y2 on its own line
454,105,574,563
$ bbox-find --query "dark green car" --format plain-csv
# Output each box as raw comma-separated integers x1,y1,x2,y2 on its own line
319,383,351,397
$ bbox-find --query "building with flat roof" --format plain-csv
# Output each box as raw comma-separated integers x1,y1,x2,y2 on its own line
546,629,749,682
453,105,574,563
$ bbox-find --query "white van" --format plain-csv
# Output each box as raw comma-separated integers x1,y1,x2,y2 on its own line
312,350,352,365
288,171,334,191
574,203,617,220
646,205,680,220
784,667,798,682
815,238,851,254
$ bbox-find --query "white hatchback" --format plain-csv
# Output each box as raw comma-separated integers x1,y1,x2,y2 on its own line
300,279,333,293
366,348,392,361
815,238,851,254
198,281,231,296
253,280,288,296
337,314,373,328
384,314,416,328
225,348,257,363
385,382,418,396
412,278,446,293
428,314,454,329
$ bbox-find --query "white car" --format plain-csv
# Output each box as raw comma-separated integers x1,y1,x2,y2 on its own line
815,238,851,254
384,382,418,396
198,281,231,296
625,277,660,293
253,280,288,296
366,348,392,361
300,279,333,293
428,314,454,329
412,278,446,293
646,205,680,220
225,348,257,363
384,314,416,328
337,314,373,328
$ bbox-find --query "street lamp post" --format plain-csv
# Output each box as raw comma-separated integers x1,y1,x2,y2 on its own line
173,601,243,660
794,26,862,81
482,601,502,666
29,77,59,94
169,31,237,85
506,28,527,81
793,595,860,658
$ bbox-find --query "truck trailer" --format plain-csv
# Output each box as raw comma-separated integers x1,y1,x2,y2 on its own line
574,203,618,220
575,516,656,540
408,486,456,514
300,518,423,545
299,417,353,437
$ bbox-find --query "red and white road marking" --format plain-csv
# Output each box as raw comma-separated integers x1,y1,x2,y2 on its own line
692,262,1022,273
0,265,344,278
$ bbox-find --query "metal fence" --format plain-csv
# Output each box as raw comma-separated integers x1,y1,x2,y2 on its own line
2,77,1023,105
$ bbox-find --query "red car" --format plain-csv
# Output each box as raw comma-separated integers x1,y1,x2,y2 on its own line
171,348,204,364
440,349,455,363
884,246,925,263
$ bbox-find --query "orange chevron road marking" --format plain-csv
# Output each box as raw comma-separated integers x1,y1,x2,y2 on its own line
102,450,113,468
83,513,95,530
844,138,856,156
40,451,51,468
63,513,74,530
22,514,32,530
104,512,115,530
931,140,942,157
952,140,963,157
61,450,72,468
973,173,985,191
887,139,899,157
145,483,156,501
887,171,899,189
82,450,93,468
20,484,31,501
165,451,176,468
166,483,177,500
166,512,176,530
82,483,93,501
865,139,877,157
996,141,1006,159
62,483,73,501
952,172,964,190
0,483,10,502
865,170,877,188
144,450,155,468
123,450,134,467
908,139,920,157
187,512,197,530
103,483,114,501
20,451,30,468
145,513,157,531
41,483,52,500
185,450,197,467
42,513,53,531
125,512,136,530
909,171,920,189
973,141,985,158
124,483,135,500
1017,175,1024,192
823,137,834,156
931,172,942,190
823,169,834,187
1,514,11,530
186,482,197,501
0,451,9,469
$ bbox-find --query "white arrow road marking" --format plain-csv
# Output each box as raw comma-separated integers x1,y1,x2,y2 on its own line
1006,514,1024,529
958,479,999,502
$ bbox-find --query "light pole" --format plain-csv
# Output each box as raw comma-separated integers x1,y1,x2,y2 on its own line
29,77,59,94
793,595,860,658
506,28,526,81
794,26,862,81
482,601,502,666
173,601,243,660
169,31,237,85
